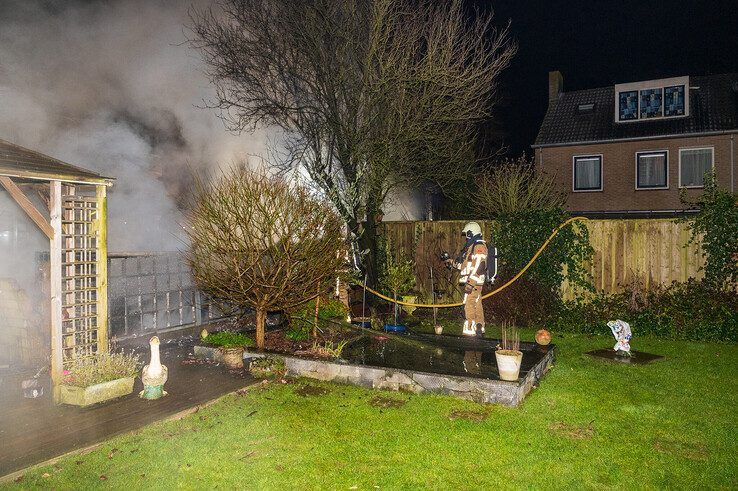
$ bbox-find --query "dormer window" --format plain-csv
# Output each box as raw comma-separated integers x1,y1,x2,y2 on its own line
615,76,689,122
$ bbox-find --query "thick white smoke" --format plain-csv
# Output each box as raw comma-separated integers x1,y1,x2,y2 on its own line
0,0,268,252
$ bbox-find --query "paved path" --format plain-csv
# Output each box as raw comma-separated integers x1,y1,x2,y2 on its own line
0,342,255,477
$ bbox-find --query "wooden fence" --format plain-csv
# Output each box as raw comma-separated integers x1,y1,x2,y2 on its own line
380,218,704,299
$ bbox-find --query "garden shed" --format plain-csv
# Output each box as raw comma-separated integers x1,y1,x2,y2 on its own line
0,138,112,403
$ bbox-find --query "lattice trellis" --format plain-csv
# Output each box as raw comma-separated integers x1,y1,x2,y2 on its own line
60,185,106,366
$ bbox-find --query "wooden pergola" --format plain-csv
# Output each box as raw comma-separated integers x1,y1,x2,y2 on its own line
0,138,113,403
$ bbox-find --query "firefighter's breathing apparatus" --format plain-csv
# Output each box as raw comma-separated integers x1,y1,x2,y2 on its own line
356,216,588,308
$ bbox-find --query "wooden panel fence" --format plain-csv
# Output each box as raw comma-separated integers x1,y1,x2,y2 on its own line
380,218,704,299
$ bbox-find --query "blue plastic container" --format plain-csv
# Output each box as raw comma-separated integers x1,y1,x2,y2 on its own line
383,324,407,333
351,317,372,329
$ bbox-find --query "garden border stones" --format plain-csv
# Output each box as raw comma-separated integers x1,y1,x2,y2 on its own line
243,346,555,407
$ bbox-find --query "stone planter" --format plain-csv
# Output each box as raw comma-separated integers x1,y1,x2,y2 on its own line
222,347,245,369
59,377,135,407
495,350,523,381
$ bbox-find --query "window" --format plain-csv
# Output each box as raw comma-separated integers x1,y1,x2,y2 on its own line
614,76,689,122
618,91,638,121
664,85,686,116
639,88,663,118
679,148,713,188
573,155,602,191
577,102,595,114
636,151,668,189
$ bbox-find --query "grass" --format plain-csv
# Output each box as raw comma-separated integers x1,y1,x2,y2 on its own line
5,328,738,489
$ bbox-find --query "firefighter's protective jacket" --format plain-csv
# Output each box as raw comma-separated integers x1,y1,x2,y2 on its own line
457,240,488,286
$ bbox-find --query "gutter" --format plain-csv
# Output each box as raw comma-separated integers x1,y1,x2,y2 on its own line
569,209,699,219
532,129,738,149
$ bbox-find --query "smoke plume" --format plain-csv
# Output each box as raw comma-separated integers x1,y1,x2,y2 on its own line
0,0,267,252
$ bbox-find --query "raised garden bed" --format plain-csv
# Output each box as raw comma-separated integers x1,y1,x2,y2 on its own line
244,331,554,407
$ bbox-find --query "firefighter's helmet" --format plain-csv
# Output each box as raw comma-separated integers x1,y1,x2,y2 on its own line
462,221,482,239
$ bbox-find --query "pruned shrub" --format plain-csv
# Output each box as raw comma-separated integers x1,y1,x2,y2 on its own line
186,167,346,349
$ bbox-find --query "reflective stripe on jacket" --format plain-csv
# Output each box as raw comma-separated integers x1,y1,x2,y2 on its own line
459,241,487,286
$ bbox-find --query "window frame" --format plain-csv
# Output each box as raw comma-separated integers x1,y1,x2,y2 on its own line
635,150,669,190
572,154,604,192
678,146,714,189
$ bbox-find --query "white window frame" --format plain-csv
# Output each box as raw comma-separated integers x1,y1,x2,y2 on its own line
678,146,714,189
635,150,669,190
572,154,603,192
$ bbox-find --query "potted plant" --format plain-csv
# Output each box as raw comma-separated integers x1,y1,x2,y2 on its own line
59,352,140,407
379,255,416,331
202,331,254,369
495,324,523,381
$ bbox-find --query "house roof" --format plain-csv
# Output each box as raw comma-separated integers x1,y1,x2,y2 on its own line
0,138,112,184
533,73,738,148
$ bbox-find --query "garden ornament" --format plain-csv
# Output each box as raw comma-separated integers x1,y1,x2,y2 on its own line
607,320,632,356
140,336,168,399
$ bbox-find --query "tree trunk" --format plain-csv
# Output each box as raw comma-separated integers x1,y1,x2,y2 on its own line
255,308,266,350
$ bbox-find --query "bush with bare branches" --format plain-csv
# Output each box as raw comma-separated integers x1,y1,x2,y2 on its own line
186,167,346,349
476,156,566,216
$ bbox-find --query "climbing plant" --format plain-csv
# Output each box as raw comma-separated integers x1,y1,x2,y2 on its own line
477,158,593,296
683,171,738,288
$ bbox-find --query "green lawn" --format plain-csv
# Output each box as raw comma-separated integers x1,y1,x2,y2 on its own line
6,330,737,490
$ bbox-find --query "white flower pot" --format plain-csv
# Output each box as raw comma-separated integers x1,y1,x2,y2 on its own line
495,350,523,381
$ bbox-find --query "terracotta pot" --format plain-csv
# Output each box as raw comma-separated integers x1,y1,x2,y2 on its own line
495,349,523,381
221,347,245,369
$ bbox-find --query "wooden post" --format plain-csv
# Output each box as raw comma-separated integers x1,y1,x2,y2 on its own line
96,185,109,353
50,181,63,404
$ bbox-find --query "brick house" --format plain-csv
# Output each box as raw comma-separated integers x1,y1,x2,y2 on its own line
533,72,738,216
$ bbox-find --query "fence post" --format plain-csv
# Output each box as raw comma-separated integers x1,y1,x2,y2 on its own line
194,290,203,326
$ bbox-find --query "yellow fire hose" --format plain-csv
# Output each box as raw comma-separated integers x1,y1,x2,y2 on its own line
358,216,588,308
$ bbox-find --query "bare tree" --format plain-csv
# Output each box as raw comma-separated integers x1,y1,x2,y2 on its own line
186,167,346,349
189,0,516,281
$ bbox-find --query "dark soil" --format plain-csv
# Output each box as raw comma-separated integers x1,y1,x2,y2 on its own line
263,326,361,355
448,407,492,422
294,384,331,397
369,395,408,408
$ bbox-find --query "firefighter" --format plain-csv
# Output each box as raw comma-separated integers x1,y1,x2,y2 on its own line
452,222,488,336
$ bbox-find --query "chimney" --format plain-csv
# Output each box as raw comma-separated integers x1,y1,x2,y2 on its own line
548,71,563,104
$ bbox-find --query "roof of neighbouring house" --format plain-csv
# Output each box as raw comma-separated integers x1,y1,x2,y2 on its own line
0,138,113,184
533,72,738,147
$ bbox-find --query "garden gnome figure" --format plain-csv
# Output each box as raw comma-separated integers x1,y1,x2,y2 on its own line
607,320,632,357
140,336,168,399
450,222,488,337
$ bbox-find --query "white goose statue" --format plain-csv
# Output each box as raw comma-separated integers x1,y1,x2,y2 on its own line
140,336,168,399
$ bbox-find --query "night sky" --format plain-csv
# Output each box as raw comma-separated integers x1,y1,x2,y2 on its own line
477,0,738,157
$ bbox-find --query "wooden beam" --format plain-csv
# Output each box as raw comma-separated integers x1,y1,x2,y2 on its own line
95,185,109,354
50,181,63,404
0,176,54,239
